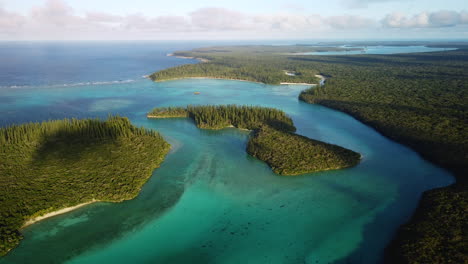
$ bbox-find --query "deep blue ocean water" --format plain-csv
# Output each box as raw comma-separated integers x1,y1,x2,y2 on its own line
0,42,454,264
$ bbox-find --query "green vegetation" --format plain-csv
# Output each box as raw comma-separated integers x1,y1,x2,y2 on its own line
149,44,468,263
0,116,170,256
149,105,295,131
151,46,324,84
148,105,361,176
147,106,188,118
386,185,467,264
188,105,295,131
247,125,361,175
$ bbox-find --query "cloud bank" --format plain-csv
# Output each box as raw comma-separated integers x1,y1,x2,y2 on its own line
0,0,466,39
382,10,468,28
343,0,407,8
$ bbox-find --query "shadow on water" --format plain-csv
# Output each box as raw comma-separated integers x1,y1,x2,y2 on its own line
154,247,215,264
330,192,415,264
330,173,454,264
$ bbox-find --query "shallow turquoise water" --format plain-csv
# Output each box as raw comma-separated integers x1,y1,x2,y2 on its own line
0,78,453,264
298,45,456,55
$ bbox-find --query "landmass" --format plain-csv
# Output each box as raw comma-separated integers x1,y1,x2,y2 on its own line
148,105,361,175
0,116,170,256
149,44,468,263
151,46,324,85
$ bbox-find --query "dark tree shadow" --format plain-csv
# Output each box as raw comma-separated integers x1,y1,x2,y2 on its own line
32,120,121,163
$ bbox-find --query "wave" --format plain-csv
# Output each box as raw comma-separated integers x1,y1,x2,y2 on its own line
1,79,139,89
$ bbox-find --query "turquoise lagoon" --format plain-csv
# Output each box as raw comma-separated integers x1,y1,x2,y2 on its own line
296,45,456,55
0,77,453,264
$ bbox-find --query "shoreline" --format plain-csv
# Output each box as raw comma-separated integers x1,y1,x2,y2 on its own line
21,200,98,229
167,53,209,63
226,125,251,131
147,115,187,118
155,76,321,86
146,116,252,132
155,76,265,84
279,82,316,85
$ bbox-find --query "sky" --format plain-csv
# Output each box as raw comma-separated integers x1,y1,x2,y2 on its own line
0,0,467,40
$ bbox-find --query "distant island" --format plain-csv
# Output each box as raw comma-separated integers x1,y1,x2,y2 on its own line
149,45,468,264
0,116,170,256
148,105,361,175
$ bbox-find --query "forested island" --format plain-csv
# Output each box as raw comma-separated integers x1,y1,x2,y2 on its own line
151,46,324,84
148,105,361,175
149,45,468,263
0,116,170,256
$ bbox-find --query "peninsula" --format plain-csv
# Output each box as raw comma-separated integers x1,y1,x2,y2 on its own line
0,116,170,256
148,105,361,175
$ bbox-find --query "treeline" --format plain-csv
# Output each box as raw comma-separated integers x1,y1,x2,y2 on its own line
148,104,360,176
0,116,170,256
0,116,161,144
147,107,188,118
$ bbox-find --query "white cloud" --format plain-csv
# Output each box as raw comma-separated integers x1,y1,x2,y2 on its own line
430,10,462,27
326,15,375,29
0,0,375,38
122,14,190,31
86,12,122,23
253,14,323,31
461,11,468,23
382,10,468,28
0,7,25,33
30,0,77,26
279,3,306,12
190,8,249,31
343,0,407,8
0,0,466,40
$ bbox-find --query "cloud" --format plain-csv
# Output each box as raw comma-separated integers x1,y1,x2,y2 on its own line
343,0,406,8
0,7,25,33
430,10,464,27
190,8,249,31
0,0,376,38
382,10,468,28
30,0,77,26
86,12,122,23
0,0,466,40
279,3,306,12
326,15,375,29
122,14,189,31
253,14,323,31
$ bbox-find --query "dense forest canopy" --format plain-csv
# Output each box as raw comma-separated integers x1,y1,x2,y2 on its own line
149,45,468,264
247,125,361,175
0,116,170,256
148,105,361,175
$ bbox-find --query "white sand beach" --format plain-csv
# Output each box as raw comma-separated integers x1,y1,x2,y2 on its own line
22,200,98,229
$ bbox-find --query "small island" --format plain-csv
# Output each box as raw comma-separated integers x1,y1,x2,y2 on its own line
148,105,361,175
0,116,170,256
